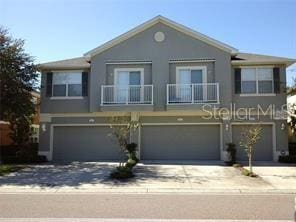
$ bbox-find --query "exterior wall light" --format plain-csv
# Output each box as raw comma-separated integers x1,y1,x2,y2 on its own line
225,124,229,131
280,150,287,156
281,123,285,130
41,124,46,132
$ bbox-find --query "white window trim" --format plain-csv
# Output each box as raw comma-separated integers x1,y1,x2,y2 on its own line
51,71,84,99
50,96,84,100
239,93,276,97
240,66,274,96
176,66,207,84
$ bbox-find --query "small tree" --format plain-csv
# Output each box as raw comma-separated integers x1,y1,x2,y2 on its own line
108,116,139,167
239,125,262,174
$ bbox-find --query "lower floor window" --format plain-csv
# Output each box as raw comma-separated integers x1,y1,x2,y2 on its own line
30,126,39,143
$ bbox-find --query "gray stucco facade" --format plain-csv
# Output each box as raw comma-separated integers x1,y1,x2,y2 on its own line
38,16,294,162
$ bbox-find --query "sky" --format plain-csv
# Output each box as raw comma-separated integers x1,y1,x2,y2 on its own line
1,0,296,85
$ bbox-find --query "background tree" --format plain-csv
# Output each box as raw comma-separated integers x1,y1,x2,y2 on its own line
0,27,38,146
289,104,296,135
239,125,262,174
287,76,296,95
288,77,296,135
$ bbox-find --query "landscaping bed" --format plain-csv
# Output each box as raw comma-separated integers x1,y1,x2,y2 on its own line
233,163,258,177
0,165,24,176
0,143,47,164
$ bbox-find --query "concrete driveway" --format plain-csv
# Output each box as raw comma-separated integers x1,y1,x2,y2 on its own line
0,162,295,193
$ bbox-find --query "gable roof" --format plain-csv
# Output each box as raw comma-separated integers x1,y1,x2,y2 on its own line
39,57,90,70
232,52,296,66
84,15,238,57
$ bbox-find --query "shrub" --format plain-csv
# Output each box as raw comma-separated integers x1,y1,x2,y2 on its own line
233,163,242,168
288,143,296,156
110,166,134,179
126,143,137,153
241,168,257,177
1,155,47,164
241,168,250,176
278,155,296,163
0,144,47,164
225,142,236,165
0,143,38,156
0,165,24,176
109,142,139,179
125,159,136,168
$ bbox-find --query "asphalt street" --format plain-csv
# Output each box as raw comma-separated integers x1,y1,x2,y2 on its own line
0,193,295,221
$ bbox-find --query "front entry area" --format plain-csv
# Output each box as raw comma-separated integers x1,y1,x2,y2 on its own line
140,124,221,161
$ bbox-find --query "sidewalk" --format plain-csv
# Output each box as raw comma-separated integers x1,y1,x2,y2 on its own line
0,163,295,194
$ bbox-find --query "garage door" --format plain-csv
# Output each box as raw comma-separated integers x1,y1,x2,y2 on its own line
232,125,273,161
141,125,221,161
53,126,121,161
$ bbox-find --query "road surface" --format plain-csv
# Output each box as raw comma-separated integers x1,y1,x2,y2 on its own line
0,193,295,221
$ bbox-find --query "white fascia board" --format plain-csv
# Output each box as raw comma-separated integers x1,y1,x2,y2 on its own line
231,60,296,67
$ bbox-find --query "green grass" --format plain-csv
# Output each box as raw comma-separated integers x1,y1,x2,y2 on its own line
0,165,24,176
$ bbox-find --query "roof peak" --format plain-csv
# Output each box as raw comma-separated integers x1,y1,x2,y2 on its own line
84,15,238,57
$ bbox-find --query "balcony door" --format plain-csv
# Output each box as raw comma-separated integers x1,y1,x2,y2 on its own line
115,68,143,103
176,66,206,102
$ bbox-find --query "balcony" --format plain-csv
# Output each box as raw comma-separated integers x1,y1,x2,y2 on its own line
167,83,219,106
101,85,153,111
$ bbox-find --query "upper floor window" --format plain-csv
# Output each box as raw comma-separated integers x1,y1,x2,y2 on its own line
114,68,144,86
176,66,206,84
241,68,273,94
113,68,144,103
52,72,82,97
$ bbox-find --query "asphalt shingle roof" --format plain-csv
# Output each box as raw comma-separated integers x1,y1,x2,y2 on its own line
232,53,296,66
39,57,90,70
39,53,295,70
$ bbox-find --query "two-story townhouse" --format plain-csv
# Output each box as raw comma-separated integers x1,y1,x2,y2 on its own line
38,16,295,162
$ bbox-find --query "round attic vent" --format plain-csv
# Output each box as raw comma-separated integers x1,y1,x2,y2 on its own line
154,31,165,42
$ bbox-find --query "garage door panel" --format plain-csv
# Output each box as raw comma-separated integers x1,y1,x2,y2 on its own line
53,126,121,161
232,125,273,161
141,125,220,160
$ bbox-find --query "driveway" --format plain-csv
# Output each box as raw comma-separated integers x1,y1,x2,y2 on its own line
0,162,295,193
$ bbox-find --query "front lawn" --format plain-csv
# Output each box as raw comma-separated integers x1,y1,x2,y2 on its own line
0,165,24,176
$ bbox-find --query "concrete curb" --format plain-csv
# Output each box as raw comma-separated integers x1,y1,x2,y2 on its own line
0,187,296,194
0,219,294,222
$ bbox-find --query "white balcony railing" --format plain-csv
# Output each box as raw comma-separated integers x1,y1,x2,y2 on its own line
167,83,219,104
101,85,153,105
